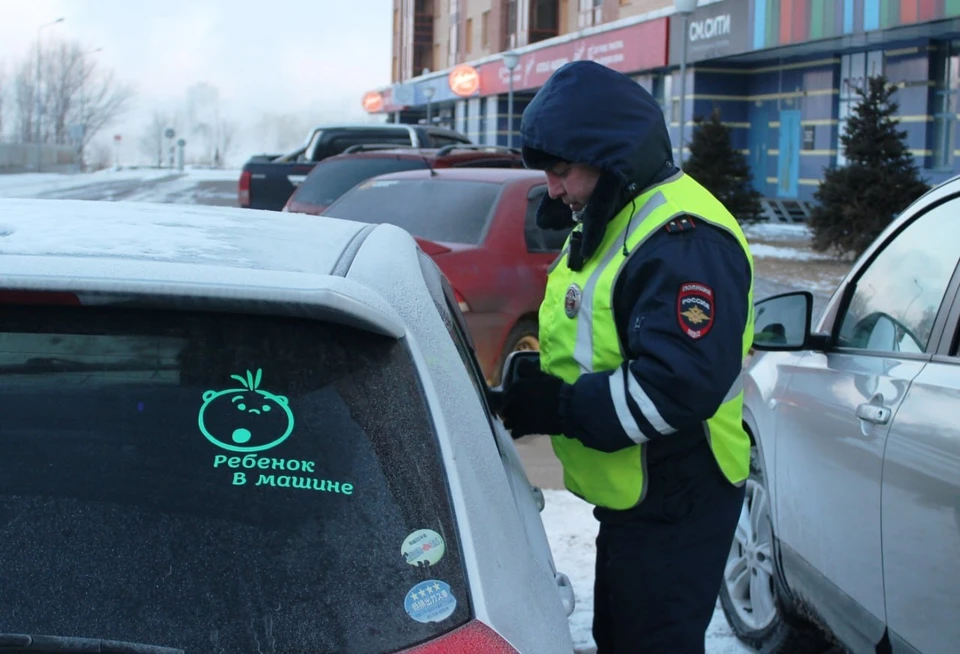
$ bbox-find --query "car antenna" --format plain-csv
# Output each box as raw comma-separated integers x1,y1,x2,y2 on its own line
420,150,437,177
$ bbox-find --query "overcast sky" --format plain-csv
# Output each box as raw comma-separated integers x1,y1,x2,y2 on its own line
0,0,393,163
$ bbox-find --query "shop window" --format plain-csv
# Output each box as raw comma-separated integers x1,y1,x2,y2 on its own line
837,51,884,167
578,0,601,28
505,0,518,48
931,41,960,170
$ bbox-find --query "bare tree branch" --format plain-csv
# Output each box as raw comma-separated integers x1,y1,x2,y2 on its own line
13,58,36,143
75,66,135,151
8,37,134,158
216,118,238,166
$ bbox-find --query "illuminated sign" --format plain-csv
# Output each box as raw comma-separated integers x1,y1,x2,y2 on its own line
362,91,384,113
448,65,480,97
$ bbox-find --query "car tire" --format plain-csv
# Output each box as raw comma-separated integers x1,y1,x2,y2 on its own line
491,319,539,386
719,446,833,653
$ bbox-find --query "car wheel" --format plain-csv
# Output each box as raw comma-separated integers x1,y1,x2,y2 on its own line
491,319,539,385
719,447,832,653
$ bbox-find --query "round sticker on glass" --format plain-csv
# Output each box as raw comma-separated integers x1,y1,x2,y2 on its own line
401,529,445,567
404,580,457,623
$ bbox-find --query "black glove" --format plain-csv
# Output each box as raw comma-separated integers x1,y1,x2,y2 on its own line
499,362,566,438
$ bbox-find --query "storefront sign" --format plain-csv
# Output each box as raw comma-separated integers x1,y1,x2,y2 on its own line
449,65,481,97
668,0,751,65
362,91,384,113
478,17,668,95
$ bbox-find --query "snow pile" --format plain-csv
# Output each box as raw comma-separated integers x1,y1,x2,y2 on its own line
542,489,752,654
748,243,833,261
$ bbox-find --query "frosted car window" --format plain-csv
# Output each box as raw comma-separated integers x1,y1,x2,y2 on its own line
291,157,427,208
0,306,470,653
323,179,501,245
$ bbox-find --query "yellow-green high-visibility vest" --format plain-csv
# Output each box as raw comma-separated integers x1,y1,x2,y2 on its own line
538,172,755,510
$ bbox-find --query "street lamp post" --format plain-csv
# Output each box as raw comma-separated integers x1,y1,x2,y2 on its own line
674,0,695,167
423,86,435,125
502,51,520,148
78,47,103,171
35,17,65,172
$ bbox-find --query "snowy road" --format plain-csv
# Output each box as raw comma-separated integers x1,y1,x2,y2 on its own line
0,168,842,654
0,168,238,206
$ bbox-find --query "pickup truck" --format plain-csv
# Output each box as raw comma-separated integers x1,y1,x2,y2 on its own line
238,124,473,211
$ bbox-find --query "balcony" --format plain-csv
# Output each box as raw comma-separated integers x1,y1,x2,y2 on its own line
414,0,435,73
529,0,559,44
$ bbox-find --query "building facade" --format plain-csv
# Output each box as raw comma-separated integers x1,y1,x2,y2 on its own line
368,0,960,210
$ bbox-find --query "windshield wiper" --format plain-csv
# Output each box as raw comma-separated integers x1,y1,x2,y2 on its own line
0,633,184,654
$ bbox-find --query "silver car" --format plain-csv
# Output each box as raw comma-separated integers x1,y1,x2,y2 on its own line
719,176,960,653
0,198,575,654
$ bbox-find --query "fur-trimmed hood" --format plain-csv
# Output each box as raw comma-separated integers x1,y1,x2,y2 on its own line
520,60,678,267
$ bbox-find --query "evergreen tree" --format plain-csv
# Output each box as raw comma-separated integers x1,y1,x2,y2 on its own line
683,107,763,223
809,75,929,257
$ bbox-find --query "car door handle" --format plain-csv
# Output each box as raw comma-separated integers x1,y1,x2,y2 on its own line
856,403,891,425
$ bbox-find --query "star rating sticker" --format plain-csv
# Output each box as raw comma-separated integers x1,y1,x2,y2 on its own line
432,583,440,592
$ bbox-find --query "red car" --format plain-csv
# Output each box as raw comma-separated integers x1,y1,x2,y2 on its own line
320,167,568,383
282,145,525,216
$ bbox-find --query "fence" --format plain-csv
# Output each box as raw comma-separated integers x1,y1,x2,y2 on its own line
0,143,79,173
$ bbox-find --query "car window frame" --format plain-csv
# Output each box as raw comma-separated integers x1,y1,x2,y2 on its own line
416,250,504,454
932,267,960,359
828,192,960,361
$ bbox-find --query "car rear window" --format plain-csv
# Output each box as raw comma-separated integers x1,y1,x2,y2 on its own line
308,129,415,161
0,305,470,653
292,157,428,208
323,178,501,245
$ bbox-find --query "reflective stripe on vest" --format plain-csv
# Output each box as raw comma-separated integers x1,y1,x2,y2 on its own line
539,172,755,510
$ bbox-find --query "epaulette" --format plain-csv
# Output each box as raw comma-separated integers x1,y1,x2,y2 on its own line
664,215,696,234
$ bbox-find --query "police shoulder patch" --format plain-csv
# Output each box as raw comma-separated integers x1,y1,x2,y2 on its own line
677,282,714,340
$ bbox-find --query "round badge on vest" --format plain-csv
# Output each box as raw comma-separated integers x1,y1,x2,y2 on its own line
564,283,582,319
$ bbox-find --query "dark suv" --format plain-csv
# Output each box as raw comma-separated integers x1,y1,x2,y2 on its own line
282,144,525,216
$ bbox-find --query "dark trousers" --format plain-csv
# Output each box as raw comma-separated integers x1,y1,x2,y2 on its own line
592,440,745,654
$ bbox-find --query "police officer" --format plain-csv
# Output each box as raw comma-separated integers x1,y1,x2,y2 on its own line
499,60,754,653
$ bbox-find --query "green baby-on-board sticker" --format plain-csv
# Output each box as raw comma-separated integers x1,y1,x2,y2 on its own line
202,369,357,497
198,368,294,453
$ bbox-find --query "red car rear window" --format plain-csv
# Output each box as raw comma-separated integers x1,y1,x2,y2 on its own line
323,178,501,245
291,157,428,208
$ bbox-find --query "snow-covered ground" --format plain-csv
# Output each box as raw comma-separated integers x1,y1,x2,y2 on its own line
0,167,240,202
543,490,751,653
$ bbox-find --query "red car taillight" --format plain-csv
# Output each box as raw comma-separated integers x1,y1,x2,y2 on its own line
400,620,518,653
238,170,251,207
0,291,81,306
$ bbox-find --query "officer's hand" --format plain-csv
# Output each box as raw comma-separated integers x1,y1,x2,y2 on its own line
500,370,565,439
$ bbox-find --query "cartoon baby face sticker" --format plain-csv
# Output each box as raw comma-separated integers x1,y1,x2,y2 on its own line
198,369,295,453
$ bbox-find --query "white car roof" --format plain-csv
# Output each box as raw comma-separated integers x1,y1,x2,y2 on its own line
0,199,410,337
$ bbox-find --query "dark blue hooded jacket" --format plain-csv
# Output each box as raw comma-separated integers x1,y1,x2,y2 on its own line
520,61,753,469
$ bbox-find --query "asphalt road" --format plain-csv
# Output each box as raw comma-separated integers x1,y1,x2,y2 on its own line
29,173,238,206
